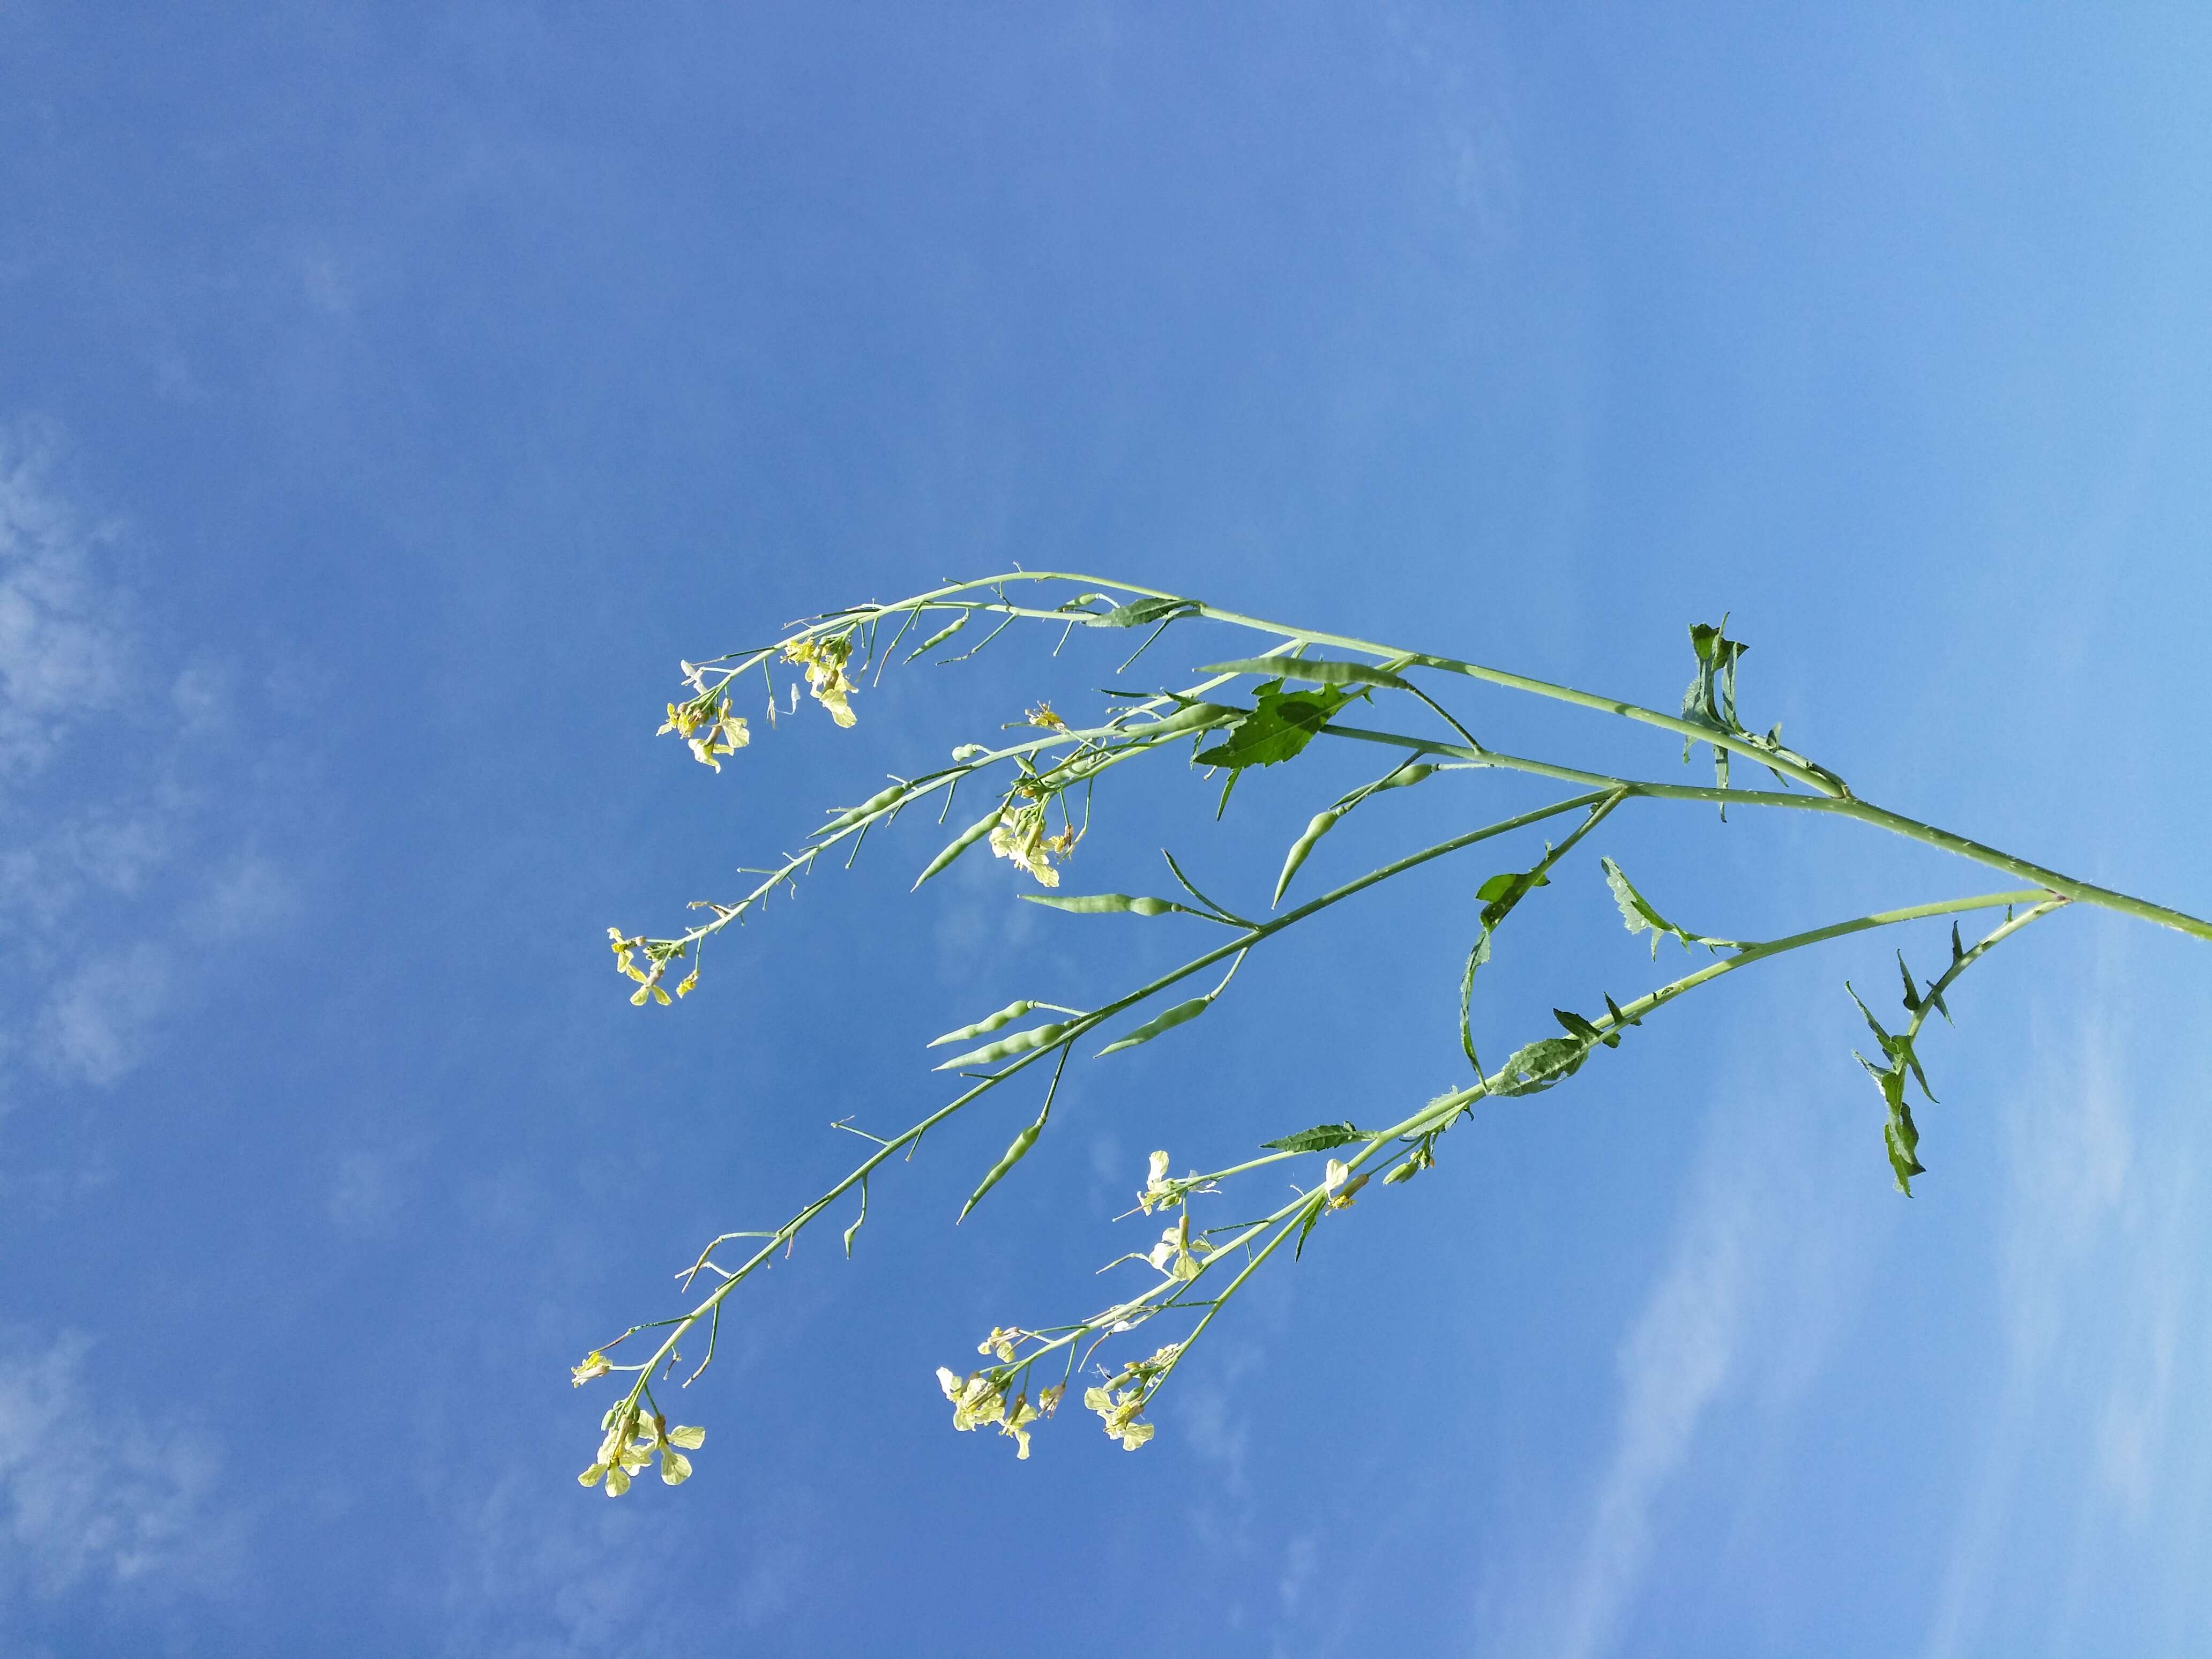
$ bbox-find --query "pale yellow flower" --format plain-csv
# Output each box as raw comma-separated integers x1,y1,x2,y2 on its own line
782,636,860,727
1321,1159,1368,1209
570,1350,612,1387
1000,1393,1042,1459
988,807,1064,887
1026,702,1067,731
977,1326,1024,1364
936,1367,1007,1432
1139,1148,1175,1213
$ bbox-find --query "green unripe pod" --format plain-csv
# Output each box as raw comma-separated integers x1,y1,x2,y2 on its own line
1273,809,1342,906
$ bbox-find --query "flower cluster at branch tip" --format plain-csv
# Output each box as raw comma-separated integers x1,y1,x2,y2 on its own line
571,1349,612,1387
578,1401,706,1497
989,801,1078,887
609,928,697,1006
782,632,860,727
659,694,750,770
936,1365,1045,1458
978,1326,1026,1364
1082,1343,1182,1451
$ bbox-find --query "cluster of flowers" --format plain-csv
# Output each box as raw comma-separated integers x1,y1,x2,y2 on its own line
989,802,1079,888
607,929,696,1006
659,693,751,771
782,632,860,727
576,1396,706,1497
1081,1342,1182,1452
935,1334,1065,1461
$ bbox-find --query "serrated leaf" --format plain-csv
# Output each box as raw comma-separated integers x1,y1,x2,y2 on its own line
1493,1036,1589,1096
1260,1122,1367,1153
1600,857,1735,957
1459,928,1493,1077
1553,1008,1605,1044
1192,681,1352,771
1096,996,1211,1057
1201,656,1411,691
1293,1194,1325,1260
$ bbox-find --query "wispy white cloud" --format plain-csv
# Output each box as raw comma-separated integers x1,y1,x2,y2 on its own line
0,1328,237,1601
0,422,300,1110
1919,930,2212,1657
0,429,129,778
1551,1168,1751,1659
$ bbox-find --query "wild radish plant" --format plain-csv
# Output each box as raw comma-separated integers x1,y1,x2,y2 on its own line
573,574,2209,1492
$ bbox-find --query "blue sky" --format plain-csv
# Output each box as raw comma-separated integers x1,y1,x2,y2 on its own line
4,4,2210,1655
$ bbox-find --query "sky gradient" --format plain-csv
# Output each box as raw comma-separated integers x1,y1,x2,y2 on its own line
4,5,2211,1655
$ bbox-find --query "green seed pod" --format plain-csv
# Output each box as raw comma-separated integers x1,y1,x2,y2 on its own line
820,782,908,835
932,1021,1069,1073
913,806,1003,890
1372,762,1435,791
927,999,1038,1048
1096,996,1210,1057
1023,892,1183,917
907,610,970,659
1140,701,1236,739
1273,809,1342,906
958,1119,1044,1223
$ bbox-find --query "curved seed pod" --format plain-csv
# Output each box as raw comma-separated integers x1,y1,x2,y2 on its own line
819,782,908,836
1137,701,1237,740
913,806,1003,890
957,1118,1044,1223
1273,809,1341,907
1096,996,1210,1057
928,999,1038,1048
905,610,969,660
1022,893,1182,916
1201,656,1412,690
932,1021,1069,1073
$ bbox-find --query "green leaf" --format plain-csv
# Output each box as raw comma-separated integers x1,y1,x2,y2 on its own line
1493,1036,1589,1096
1021,893,1182,916
1201,656,1412,691
1553,1007,1616,1048
1260,1122,1367,1153
1459,929,1493,1077
1097,596,1201,629
1475,865,1550,929
1293,1194,1325,1260
1096,996,1212,1057
1896,951,1922,1015
1600,856,1736,957
1192,681,1354,771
